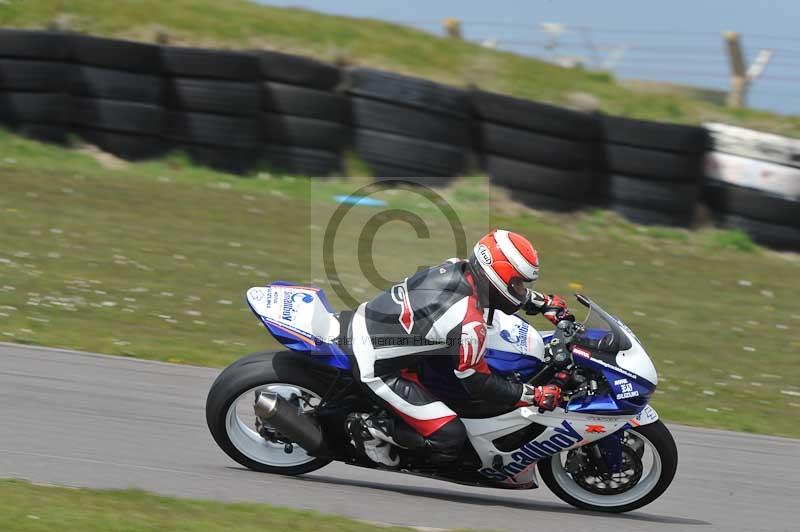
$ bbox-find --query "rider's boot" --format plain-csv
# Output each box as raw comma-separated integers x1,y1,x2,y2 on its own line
346,413,400,467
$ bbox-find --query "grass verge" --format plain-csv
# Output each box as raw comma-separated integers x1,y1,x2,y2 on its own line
0,0,798,134
0,131,799,437
0,479,424,532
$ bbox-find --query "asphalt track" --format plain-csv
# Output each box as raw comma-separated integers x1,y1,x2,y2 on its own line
1,343,797,532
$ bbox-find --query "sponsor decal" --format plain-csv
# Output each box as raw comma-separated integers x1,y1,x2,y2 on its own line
499,321,529,353
586,424,606,433
477,243,493,265
630,404,658,427
281,291,314,322
479,420,583,482
613,377,639,400
390,279,414,334
250,288,265,302
270,288,280,308
584,354,639,381
572,346,591,359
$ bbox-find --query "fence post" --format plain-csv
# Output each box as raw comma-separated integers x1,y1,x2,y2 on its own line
443,18,462,39
723,31,772,109
724,31,747,108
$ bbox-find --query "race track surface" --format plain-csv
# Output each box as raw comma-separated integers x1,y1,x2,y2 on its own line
1,343,797,532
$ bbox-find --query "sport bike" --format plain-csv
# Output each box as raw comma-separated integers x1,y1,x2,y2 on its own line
206,282,678,513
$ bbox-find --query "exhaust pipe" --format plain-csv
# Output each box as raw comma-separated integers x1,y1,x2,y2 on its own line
254,392,325,455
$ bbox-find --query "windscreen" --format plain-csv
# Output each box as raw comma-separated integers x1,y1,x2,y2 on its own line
572,296,632,353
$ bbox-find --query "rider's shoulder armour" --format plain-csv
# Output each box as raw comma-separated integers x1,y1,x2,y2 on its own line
407,259,472,299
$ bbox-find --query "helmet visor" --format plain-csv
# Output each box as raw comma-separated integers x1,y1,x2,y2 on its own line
509,276,534,301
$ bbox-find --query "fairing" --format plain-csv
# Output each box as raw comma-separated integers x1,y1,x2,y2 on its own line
484,310,546,378
241,284,662,488
246,282,351,370
486,300,657,416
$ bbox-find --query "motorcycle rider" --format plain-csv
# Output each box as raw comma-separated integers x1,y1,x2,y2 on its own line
345,229,573,467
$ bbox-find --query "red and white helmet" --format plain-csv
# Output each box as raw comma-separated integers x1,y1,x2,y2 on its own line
468,229,539,314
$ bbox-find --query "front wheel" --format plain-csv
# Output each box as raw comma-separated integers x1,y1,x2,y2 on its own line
206,350,336,476
538,421,678,513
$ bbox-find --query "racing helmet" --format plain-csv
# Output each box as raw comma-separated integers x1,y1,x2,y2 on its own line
467,229,539,315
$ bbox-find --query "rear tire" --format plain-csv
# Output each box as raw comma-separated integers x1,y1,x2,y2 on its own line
206,350,337,475
539,421,678,513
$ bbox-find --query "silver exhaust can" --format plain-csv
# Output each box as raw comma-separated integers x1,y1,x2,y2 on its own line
254,391,325,454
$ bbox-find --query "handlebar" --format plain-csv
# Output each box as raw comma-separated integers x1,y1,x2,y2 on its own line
553,319,578,343
546,319,581,368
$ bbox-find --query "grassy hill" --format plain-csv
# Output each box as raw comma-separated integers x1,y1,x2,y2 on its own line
2,0,800,135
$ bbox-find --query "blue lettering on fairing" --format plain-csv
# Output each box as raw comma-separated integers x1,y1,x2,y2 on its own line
479,420,583,481
281,292,314,321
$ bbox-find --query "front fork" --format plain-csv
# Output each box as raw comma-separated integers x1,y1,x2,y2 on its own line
592,431,624,474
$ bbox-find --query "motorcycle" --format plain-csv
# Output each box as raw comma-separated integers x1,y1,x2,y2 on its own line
206,281,678,513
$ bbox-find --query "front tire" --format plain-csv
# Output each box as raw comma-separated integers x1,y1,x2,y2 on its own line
538,421,678,513
206,350,336,476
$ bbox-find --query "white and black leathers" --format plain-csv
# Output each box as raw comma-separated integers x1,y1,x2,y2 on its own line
347,259,525,462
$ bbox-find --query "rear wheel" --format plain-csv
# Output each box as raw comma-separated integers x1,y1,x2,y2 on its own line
539,421,677,513
206,351,336,475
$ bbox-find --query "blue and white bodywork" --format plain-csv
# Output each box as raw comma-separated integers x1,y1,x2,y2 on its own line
472,305,659,487
246,283,660,490
246,282,350,370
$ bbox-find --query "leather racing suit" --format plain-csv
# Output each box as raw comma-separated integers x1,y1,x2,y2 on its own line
347,258,528,463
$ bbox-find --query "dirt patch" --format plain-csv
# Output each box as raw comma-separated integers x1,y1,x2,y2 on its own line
75,144,130,171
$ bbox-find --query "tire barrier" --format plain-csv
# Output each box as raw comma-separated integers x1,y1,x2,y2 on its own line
0,59,71,92
600,116,708,227
0,29,73,60
702,123,800,249
259,51,346,176
720,215,800,251
160,46,262,171
705,122,800,168
0,29,798,250
346,68,469,182
0,92,70,143
166,78,260,115
704,151,800,199
484,156,593,212
702,180,800,249
260,82,348,122
257,50,341,90
69,36,166,159
471,89,602,210
0,30,347,173
0,30,72,144
160,46,260,81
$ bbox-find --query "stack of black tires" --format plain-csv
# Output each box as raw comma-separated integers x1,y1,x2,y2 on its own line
161,46,263,173
346,68,470,183
71,36,166,159
703,123,800,249
258,50,348,176
0,30,72,143
600,116,708,227
472,89,601,210
2,30,800,254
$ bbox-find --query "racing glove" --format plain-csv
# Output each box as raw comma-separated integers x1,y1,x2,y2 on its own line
524,291,574,325
520,383,562,410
